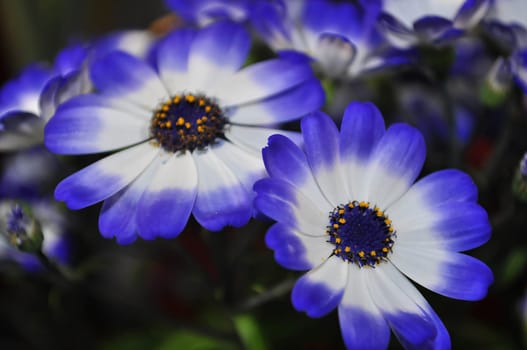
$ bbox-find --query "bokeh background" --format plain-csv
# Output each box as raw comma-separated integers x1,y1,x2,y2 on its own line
0,1,526,349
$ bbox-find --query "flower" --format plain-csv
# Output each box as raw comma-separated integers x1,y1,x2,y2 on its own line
0,31,155,152
483,0,527,93
254,102,493,349
379,0,491,48
0,45,87,151
0,199,70,271
249,0,408,79
0,148,70,271
44,21,324,244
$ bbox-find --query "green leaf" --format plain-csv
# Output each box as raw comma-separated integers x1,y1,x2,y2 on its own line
233,314,268,350
158,330,237,350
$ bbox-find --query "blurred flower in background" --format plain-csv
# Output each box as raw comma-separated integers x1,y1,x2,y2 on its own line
379,0,491,48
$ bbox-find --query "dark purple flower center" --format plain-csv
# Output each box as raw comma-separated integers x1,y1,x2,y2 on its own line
327,201,395,267
150,93,227,153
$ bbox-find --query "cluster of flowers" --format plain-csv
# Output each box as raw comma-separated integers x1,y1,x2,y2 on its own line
3,0,524,348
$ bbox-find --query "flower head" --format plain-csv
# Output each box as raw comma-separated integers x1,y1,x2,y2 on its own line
379,0,491,48
0,148,70,271
0,31,155,152
254,101,493,349
250,0,407,79
44,21,324,244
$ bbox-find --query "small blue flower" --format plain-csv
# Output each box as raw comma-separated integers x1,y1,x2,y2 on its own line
0,199,70,271
0,31,156,152
254,102,493,349
0,45,87,151
0,148,70,271
44,21,324,244
249,0,408,78
379,0,491,48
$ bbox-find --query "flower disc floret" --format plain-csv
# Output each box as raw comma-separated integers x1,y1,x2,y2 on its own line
150,93,227,153
327,200,395,267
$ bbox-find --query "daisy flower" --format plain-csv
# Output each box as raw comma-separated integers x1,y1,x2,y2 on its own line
44,21,324,244
254,101,493,349
0,30,155,152
379,0,491,48
249,0,408,79
0,45,85,151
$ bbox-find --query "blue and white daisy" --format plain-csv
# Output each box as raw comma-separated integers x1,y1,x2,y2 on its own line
250,0,408,79
44,21,324,244
254,102,493,349
0,30,155,152
379,0,491,48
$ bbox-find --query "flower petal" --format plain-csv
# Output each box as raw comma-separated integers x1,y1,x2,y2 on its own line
217,58,314,107
301,111,348,206
99,156,161,245
454,0,491,29
156,28,196,94
390,244,493,301
90,51,169,109
136,151,198,240
187,21,250,94
227,78,324,125
262,134,330,209
291,255,348,318
54,142,159,209
265,223,332,271
365,123,425,209
0,112,45,151
368,262,451,349
212,140,266,195
339,102,386,201
192,147,252,231
225,125,302,156
44,105,150,154
338,265,390,350
253,178,329,236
